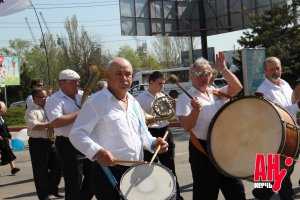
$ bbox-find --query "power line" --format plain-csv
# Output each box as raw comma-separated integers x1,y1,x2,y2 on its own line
0,38,138,43
0,18,120,24
0,24,119,29
27,3,118,9
35,1,118,6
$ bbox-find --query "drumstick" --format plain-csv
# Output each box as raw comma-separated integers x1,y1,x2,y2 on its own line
169,74,208,156
168,75,193,99
150,130,169,165
113,159,147,165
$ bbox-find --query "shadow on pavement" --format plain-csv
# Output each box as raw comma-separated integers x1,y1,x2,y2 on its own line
180,183,193,193
293,186,300,199
4,191,36,199
0,178,33,187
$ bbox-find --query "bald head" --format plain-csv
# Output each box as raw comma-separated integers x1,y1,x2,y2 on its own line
107,57,132,72
106,57,133,94
0,101,7,115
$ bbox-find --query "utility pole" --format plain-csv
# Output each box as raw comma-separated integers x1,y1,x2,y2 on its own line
39,12,51,33
25,17,37,43
30,0,51,86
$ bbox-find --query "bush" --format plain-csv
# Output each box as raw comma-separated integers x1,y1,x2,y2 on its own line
4,107,26,127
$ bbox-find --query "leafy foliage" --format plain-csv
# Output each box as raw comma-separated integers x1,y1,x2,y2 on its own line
117,45,160,70
4,107,26,127
238,2,300,85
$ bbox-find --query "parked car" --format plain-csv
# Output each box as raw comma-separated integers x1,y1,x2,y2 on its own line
10,101,26,108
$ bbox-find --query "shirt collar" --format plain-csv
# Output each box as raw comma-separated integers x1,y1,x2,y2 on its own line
102,87,134,102
31,102,43,109
58,89,81,100
57,89,67,98
146,90,165,99
146,90,155,99
264,78,284,88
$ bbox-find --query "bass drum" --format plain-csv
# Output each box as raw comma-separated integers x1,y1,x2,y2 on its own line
207,96,300,179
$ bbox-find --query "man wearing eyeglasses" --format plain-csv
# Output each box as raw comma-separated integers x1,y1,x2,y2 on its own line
25,88,62,200
26,79,44,109
136,71,183,200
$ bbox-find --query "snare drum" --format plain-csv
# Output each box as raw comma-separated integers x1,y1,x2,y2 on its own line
207,96,300,179
120,163,176,200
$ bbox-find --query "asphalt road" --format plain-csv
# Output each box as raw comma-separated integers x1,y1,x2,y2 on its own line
1,129,300,199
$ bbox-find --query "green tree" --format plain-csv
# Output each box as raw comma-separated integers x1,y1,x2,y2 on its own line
238,2,300,83
58,16,94,84
57,15,109,85
117,45,142,69
142,55,160,69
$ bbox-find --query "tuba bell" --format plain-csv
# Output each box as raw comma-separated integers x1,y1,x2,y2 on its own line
146,95,176,124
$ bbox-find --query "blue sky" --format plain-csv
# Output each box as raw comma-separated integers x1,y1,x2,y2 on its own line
0,0,246,54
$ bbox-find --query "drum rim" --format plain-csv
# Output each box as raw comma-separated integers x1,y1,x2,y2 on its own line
119,162,176,200
207,95,286,179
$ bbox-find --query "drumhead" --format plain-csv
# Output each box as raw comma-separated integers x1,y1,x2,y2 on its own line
208,96,284,178
120,163,176,200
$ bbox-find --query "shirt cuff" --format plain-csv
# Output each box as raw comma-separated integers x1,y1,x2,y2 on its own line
149,138,157,153
86,143,103,161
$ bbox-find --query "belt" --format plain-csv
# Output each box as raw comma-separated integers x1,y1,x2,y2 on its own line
189,129,207,156
56,135,69,140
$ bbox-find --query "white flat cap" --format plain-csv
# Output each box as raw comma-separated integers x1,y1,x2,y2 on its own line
59,69,80,80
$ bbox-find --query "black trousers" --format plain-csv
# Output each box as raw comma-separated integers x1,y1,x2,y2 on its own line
55,136,94,200
189,140,246,200
144,126,181,199
28,138,61,200
93,162,129,200
0,137,16,165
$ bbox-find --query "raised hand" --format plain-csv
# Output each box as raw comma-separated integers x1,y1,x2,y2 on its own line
215,52,227,72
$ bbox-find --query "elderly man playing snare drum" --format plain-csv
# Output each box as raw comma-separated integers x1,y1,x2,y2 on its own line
253,57,300,200
69,57,168,200
176,53,245,200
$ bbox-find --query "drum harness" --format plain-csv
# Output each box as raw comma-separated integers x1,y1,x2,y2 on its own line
189,89,231,157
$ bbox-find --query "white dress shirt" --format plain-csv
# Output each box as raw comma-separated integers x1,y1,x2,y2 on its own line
257,78,299,118
136,90,169,128
176,86,228,140
25,103,49,139
26,95,34,108
45,89,83,137
69,88,156,163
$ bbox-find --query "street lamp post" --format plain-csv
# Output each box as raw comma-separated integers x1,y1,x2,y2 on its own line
30,0,51,86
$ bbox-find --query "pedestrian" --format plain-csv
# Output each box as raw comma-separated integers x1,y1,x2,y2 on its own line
0,101,20,175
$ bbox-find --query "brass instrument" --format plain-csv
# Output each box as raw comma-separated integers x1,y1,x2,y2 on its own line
152,96,175,119
146,95,176,125
47,127,55,142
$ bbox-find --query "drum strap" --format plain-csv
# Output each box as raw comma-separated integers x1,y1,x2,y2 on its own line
100,165,126,200
189,129,208,156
